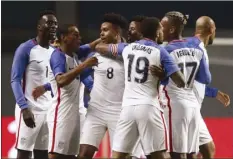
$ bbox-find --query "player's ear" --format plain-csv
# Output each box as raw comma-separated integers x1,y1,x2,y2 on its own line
170,26,175,34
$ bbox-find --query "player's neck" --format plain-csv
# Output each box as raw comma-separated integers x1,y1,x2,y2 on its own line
36,36,50,49
195,34,208,47
60,45,73,57
167,35,182,43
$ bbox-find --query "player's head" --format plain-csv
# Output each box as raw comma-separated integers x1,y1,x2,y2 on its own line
128,15,146,42
100,13,128,44
141,17,163,44
161,11,188,42
195,16,216,45
37,10,58,41
57,24,81,51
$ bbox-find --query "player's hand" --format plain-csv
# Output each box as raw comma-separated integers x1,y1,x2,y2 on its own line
83,57,98,67
216,91,230,107
22,108,36,128
32,85,46,101
149,65,166,80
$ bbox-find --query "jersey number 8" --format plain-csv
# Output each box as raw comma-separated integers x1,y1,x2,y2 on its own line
107,67,114,79
127,54,149,83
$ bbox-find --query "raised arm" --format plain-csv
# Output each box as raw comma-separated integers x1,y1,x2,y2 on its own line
160,48,185,88
11,44,30,110
195,53,211,85
51,51,97,88
95,42,127,57
78,38,102,58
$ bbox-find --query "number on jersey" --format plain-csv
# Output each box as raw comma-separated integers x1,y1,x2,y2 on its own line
127,54,149,83
107,67,114,79
178,62,197,87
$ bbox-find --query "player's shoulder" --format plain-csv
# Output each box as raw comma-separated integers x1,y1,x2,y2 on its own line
51,48,66,59
16,38,38,54
164,40,188,53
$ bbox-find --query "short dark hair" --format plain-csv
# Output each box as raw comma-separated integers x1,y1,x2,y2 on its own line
38,10,56,20
141,17,160,39
57,24,76,42
130,15,147,23
102,13,128,30
165,11,189,33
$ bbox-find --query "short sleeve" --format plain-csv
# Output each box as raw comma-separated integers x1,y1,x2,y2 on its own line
50,50,66,77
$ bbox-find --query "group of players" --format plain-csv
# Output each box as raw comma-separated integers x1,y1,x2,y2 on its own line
11,10,230,159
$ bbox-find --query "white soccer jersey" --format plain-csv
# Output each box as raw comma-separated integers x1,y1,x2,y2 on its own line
88,53,125,109
121,43,161,108
11,39,54,114
47,50,81,121
164,45,204,102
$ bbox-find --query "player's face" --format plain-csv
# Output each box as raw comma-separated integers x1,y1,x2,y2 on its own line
161,17,172,42
128,21,142,43
38,14,58,40
208,27,216,45
100,22,118,44
157,23,164,44
65,26,81,51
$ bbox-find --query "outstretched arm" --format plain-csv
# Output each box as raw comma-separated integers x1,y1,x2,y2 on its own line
95,42,128,57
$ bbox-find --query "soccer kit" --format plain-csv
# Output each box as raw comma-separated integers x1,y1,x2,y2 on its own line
159,39,211,153
80,53,125,149
47,45,92,155
108,39,179,155
11,39,54,151
187,36,218,146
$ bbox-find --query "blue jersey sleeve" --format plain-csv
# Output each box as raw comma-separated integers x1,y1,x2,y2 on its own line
160,47,180,77
108,43,128,56
50,50,66,77
43,83,51,91
78,44,91,58
81,75,94,91
195,54,211,84
205,86,218,97
11,43,32,109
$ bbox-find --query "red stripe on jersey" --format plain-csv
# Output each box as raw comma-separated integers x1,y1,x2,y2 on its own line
160,112,168,150
15,72,26,148
163,86,173,152
50,87,61,153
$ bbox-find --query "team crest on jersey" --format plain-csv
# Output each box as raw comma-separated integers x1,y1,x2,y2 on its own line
58,141,65,149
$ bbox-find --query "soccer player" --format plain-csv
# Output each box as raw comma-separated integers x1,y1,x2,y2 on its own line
128,15,147,43
153,11,211,159
188,16,230,159
47,24,98,159
78,13,129,159
95,17,185,159
11,10,57,159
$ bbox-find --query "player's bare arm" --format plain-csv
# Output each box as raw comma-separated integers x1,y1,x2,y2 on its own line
95,43,111,55
149,65,166,80
170,71,185,88
55,57,98,87
89,38,102,50
32,83,51,101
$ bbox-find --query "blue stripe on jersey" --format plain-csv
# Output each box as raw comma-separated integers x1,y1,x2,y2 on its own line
50,49,66,77
11,39,37,109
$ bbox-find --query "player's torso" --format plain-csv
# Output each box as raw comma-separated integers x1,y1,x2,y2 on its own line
89,53,125,110
24,45,54,113
49,53,81,120
165,40,203,102
121,43,161,108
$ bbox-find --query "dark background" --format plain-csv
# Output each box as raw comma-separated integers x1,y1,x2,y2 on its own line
1,1,233,117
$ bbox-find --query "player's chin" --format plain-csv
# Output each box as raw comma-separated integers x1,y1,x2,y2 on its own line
49,33,57,40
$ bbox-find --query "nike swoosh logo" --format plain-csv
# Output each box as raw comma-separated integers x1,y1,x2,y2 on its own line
36,61,43,63
69,67,74,70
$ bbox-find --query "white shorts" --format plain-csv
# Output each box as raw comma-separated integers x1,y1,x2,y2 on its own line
199,116,213,146
131,138,145,158
112,105,168,155
80,112,86,138
80,106,121,149
164,97,201,153
48,114,80,155
15,107,48,151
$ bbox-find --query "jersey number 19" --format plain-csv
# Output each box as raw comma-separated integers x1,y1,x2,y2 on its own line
127,54,149,83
